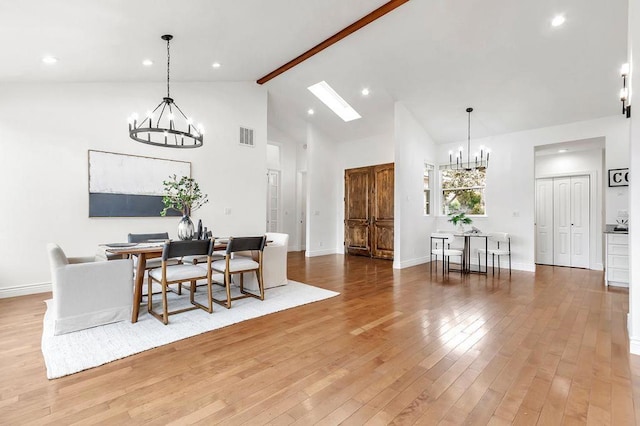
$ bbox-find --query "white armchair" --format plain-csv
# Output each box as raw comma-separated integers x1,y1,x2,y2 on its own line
47,244,133,335
242,233,289,291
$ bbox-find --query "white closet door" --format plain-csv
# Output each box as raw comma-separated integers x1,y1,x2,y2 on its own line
570,176,590,268
535,178,554,265
553,178,571,267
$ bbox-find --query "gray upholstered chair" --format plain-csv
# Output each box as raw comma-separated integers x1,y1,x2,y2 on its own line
147,239,214,324
47,243,133,335
128,232,181,292
211,236,266,309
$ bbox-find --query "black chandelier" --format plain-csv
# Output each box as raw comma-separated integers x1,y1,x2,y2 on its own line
446,107,490,171
128,35,204,148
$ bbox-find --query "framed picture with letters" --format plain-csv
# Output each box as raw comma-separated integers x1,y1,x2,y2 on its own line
608,168,629,187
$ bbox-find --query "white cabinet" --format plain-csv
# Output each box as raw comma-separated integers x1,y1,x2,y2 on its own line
605,233,629,287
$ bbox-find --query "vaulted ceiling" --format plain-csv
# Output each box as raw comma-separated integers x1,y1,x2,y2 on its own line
0,0,628,144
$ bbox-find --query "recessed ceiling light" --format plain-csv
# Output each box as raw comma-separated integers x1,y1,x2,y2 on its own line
307,81,361,122
42,56,58,64
361,88,370,96
558,149,569,153
142,59,153,66
212,62,221,69
551,15,566,27
307,109,315,115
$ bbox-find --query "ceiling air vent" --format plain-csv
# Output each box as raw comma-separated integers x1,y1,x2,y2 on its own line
239,126,255,147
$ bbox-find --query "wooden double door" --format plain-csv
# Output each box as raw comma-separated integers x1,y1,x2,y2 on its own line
344,163,394,259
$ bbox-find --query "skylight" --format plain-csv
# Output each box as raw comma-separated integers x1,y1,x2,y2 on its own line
307,81,361,122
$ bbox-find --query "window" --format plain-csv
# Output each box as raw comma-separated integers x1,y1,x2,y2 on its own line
423,163,434,215
441,168,486,215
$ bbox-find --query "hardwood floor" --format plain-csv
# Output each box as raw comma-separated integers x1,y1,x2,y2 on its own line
1,253,639,425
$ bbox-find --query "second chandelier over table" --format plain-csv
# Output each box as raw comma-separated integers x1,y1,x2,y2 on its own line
128,35,204,149
446,107,490,171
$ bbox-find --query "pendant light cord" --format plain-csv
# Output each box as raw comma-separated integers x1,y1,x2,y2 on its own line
467,109,471,165
166,37,171,99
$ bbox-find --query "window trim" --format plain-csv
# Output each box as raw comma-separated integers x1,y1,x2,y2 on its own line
439,166,487,216
423,163,434,216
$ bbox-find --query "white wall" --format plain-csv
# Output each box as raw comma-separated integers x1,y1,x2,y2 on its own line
627,0,640,355
335,133,395,254
0,82,267,296
437,116,628,272
535,147,605,270
306,124,339,256
393,102,438,269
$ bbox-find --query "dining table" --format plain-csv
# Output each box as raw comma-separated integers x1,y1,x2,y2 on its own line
105,240,227,323
453,232,489,274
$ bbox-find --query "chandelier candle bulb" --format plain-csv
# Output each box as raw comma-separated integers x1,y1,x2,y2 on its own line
621,63,630,76
621,88,628,101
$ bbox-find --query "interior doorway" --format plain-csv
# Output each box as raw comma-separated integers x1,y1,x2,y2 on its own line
297,171,307,252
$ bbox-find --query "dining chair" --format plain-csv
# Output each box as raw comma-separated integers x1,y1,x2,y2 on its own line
211,236,266,309
128,232,182,293
239,232,289,290
430,233,464,277
435,229,464,251
147,239,214,324
128,232,170,243
47,243,133,335
477,232,511,275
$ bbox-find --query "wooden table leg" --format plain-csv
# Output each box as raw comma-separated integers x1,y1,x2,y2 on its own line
131,254,147,323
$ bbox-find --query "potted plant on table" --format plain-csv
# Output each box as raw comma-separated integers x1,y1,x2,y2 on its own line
161,175,209,240
448,212,472,233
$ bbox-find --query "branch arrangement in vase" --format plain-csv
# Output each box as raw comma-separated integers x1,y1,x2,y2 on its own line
160,175,209,217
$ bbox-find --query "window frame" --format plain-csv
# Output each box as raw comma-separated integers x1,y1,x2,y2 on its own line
423,163,434,216
439,166,487,216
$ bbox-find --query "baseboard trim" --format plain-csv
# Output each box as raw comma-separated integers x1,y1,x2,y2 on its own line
0,282,51,299
393,256,429,269
392,257,536,272
306,248,337,257
512,262,536,272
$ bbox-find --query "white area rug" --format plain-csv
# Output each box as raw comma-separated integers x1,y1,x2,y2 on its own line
41,281,339,379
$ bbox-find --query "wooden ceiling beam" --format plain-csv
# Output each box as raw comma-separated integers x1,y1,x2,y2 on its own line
256,0,410,85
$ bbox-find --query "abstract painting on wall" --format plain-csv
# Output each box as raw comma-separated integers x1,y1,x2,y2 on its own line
88,150,191,217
